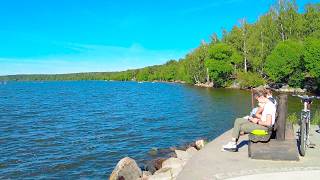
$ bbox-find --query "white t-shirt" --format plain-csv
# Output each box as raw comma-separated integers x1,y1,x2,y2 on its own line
261,101,277,125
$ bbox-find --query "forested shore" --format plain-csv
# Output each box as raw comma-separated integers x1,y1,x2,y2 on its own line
1,0,319,92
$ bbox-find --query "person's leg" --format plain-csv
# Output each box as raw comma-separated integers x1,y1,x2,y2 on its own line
239,121,268,134
223,118,248,151
231,118,249,141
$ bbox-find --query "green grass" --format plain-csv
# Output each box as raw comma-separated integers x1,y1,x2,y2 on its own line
287,112,299,124
311,110,320,125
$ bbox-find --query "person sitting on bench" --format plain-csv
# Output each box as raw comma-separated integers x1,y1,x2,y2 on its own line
222,91,277,152
265,88,277,106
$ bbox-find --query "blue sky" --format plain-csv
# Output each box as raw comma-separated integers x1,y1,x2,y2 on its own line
0,0,318,75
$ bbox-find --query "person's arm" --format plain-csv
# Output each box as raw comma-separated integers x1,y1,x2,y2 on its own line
249,117,260,123
254,106,264,119
257,114,272,127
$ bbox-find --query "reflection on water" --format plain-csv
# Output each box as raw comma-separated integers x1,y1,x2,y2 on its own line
0,81,318,178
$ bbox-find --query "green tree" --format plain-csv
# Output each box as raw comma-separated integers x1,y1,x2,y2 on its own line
236,71,266,88
304,37,320,78
247,12,279,73
272,0,303,41
184,43,208,83
205,43,241,87
265,40,304,87
303,3,320,37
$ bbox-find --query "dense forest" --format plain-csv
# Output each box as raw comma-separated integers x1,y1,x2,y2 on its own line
1,0,320,92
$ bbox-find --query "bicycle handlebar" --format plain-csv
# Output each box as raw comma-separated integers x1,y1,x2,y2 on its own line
292,94,320,100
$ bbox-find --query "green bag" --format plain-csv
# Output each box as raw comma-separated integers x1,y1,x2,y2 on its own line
251,129,268,136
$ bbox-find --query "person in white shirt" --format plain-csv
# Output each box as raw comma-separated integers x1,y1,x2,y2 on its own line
222,91,276,152
265,88,277,106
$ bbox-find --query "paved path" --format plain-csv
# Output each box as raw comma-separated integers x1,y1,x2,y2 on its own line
177,125,320,180
229,170,320,180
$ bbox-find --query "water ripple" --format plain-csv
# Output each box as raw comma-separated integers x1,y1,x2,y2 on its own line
1,81,312,178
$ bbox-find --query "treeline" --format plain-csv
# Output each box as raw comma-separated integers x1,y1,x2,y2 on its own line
1,0,320,91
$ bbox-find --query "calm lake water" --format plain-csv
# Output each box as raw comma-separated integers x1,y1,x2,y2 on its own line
0,81,319,179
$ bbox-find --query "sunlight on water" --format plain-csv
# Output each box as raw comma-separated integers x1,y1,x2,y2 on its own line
0,81,318,178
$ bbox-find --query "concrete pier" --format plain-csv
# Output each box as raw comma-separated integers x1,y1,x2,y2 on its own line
177,125,320,180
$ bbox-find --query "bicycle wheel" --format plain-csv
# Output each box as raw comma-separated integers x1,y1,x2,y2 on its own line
299,121,306,156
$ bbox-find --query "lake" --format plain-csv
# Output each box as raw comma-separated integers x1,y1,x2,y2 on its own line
0,81,318,179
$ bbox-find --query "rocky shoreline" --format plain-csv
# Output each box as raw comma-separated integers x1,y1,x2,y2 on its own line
109,139,206,180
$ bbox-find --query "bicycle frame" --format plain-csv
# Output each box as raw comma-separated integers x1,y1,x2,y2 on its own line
293,94,319,156
300,102,311,146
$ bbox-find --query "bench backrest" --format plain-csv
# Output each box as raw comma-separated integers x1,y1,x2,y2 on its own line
272,96,280,131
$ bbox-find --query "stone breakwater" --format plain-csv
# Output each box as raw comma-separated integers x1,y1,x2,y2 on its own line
109,139,206,180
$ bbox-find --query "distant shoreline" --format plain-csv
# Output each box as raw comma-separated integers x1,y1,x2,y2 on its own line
1,79,309,94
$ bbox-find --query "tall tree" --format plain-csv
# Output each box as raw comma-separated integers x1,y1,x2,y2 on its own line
265,40,304,87
304,37,320,78
205,43,241,87
303,3,320,37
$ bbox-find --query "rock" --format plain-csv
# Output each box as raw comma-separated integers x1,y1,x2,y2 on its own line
174,150,191,162
144,161,157,174
162,158,184,169
145,158,166,174
186,147,198,156
194,82,214,88
153,158,166,170
153,166,183,179
154,167,171,175
140,171,152,180
149,168,172,180
195,139,205,150
143,171,152,177
170,166,183,178
109,157,142,180
149,148,158,156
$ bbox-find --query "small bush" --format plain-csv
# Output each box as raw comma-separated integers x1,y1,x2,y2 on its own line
288,113,299,124
311,110,320,125
236,71,266,88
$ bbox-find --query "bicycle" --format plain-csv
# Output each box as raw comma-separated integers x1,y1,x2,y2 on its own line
292,94,320,156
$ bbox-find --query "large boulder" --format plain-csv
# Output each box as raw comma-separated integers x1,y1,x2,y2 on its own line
162,158,184,178
149,167,172,180
174,150,191,162
170,166,183,179
195,139,205,150
144,158,166,174
109,157,142,180
162,158,184,169
142,171,152,177
152,166,183,180
138,171,152,180
186,147,198,156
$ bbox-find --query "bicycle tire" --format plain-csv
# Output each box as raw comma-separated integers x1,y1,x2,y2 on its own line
299,121,306,156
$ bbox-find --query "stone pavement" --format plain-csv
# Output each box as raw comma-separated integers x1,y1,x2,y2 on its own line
177,125,320,180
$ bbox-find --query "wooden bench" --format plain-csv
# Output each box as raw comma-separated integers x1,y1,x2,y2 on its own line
248,94,299,161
